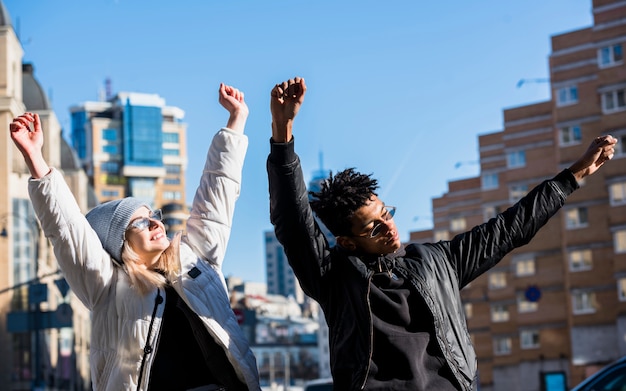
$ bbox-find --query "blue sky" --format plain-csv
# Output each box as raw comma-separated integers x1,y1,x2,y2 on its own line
6,0,592,283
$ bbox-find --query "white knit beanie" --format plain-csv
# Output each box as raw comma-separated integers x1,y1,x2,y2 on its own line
85,198,148,265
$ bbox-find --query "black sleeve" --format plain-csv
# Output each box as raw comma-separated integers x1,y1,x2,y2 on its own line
444,169,579,288
267,138,332,305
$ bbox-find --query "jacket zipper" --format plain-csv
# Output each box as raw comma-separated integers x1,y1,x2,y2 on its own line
359,270,375,390
137,288,163,390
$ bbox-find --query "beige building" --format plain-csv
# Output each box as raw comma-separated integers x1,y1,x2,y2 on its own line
409,0,626,390
0,3,92,390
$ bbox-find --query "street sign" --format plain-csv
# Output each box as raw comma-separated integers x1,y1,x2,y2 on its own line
28,283,47,305
7,305,73,332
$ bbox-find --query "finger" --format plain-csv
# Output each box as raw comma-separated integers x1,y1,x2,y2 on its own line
33,113,42,133
10,116,30,130
274,84,285,97
299,78,307,97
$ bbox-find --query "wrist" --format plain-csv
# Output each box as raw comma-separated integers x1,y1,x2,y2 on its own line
271,120,293,143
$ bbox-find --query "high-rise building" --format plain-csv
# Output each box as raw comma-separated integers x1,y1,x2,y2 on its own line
409,1,626,390
0,2,92,389
69,91,188,216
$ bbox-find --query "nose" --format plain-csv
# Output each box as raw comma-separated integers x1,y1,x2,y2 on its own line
148,219,160,230
381,219,395,235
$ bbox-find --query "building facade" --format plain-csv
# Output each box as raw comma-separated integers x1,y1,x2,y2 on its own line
0,2,92,389
69,91,188,217
409,1,626,390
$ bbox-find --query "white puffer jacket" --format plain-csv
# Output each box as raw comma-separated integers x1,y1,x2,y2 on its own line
28,128,260,391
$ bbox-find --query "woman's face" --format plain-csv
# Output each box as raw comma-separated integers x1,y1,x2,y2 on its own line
124,206,170,267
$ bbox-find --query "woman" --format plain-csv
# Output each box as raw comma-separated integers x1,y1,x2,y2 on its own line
10,83,260,390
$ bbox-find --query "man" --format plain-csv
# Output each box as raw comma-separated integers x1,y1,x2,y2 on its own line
266,77,617,391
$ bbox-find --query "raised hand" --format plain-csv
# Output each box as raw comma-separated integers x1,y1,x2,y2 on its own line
9,112,50,178
219,83,248,133
10,112,43,157
569,135,617,181
271,77,307,143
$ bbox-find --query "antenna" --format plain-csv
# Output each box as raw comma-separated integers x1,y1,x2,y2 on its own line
106,78,112,100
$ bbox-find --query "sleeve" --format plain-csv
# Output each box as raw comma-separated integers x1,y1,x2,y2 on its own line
443,169,579,288
185,127,248,269
28,168,115,310
267,138,332,304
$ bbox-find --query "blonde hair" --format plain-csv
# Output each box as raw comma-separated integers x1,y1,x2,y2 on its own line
121,232,182,295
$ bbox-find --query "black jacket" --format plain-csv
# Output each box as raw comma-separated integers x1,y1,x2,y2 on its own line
267,139,578,390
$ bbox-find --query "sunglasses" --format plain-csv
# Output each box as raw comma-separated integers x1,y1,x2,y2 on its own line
353,206,396,238
127,210,162,232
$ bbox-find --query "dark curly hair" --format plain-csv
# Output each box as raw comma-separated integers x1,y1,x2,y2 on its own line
309,168,378,237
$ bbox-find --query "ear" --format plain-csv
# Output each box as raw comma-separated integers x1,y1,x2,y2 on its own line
336,236,357,251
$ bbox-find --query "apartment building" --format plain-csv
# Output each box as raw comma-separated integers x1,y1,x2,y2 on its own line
409,1,626,390
69,90,188,220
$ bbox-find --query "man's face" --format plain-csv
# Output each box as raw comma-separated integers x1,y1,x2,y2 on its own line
338,195,402,255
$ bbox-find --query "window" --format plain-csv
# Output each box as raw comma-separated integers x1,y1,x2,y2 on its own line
569,249,592,271
483,206,500,222
163,191,182,200
559,125,582,146
101,189,120,198
103,145,119,154
434,230,449,241
464,303,473,319
165,164,181,174
507,150,526,169
515,257,535,277
493,336,512,355
509,184,528,203
520,330,540,349
489,272,507,289
602,89,626,113
618,278,626,302
517,292,538,313
609,181,626,206
102,128,119,141
615,133,626,157
163,148,180,156
615,229,626,253
572,290,596,314
557,86,578,106
100,161,119,173
599,44,623,68
164,178,181,185
482,173,498,190
163,132,179,143
450,217,466,232
565,207,588,229
491,304,509,322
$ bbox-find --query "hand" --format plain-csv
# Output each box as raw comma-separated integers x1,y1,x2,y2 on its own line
271,77,307,143
219,83,248,133
10,112,43,157
568,135,617,181
9,112,50,178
